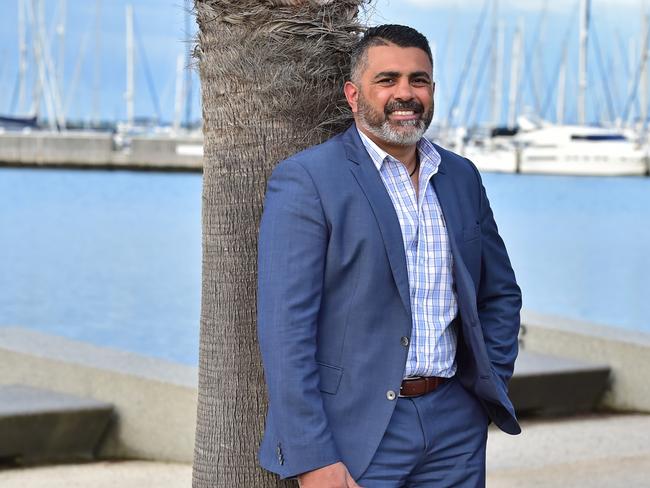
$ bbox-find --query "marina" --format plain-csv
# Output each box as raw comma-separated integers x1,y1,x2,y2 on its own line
429,0,650,177
3,0,650,176
1,0,202,172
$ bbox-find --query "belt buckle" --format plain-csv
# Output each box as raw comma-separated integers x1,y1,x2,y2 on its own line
399,376,423,397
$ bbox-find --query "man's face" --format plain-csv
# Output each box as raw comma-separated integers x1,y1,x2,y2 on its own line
345,43,435,147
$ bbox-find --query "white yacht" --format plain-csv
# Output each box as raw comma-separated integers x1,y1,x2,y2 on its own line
463,142,518,173
517,125,648,176
461,127,519,174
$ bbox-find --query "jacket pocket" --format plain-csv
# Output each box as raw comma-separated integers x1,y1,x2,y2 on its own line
317,362,343,395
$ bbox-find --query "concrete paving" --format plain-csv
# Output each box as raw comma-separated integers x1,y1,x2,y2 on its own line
0,461,192,488
487,413,650,487
0,413,648,487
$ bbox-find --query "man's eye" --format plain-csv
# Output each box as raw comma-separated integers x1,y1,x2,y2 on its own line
378,79,395,84
412,78,430,85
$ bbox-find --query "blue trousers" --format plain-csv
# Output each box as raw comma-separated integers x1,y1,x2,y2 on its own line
356,378,488,487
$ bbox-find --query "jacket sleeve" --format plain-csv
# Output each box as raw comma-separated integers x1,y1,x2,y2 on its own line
474,167,522,388
257,158,340,478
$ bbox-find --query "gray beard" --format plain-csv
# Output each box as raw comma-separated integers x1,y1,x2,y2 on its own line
356,95,432,146
358,113,426,146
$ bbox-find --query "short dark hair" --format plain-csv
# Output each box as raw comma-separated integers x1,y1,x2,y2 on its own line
350,24,433,82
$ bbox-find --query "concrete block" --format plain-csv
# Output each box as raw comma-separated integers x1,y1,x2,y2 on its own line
0,385,113,464
128,135,202,170
0,131,203,171
0,327,198,463
521,310,650,413
0,131,113,166
510,351,610,415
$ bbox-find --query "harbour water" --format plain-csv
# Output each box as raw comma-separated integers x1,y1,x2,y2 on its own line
1,168,649,365
0,168,201,364
483,172,650,336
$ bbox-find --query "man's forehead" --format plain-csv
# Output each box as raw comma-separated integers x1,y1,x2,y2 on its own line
363,43,432,75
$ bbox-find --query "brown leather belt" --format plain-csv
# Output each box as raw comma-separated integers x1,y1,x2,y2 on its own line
399,376,448,398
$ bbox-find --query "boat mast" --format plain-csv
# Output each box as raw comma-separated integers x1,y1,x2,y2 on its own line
495,21,505,126
64,27,90,121
37,0,66,129
56,0,65,93
557,46,567,124
184,0,193,128
17,0,28,112
174,54,184,133
629,39,637,122
27,0,62,130
125,4,134,131
92,0,102,127
489,0,499,125
508,21,523,129
446,0,491,127
29,0,41,121
438,6,457,129
578,0,590,125
623,25,650,126
642,13,649,127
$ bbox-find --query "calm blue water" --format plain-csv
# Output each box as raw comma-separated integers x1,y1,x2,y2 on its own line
0,169,202,364
1,168,649,365
482,172,650,335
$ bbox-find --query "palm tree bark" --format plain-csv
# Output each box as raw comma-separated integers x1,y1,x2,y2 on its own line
193,1,367,486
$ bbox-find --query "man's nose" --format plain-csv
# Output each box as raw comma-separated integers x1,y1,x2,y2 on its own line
394,79,415,100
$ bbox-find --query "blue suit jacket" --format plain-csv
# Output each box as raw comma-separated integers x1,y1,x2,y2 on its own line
257,124,522,479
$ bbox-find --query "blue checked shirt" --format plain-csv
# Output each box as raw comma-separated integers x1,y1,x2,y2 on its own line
358,129,458,378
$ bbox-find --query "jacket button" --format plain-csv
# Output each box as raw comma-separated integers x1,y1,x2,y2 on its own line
276,444,283,464
386,390,396,401
400,336,409,347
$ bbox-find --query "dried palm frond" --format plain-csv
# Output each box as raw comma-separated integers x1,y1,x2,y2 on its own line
195,0,372,145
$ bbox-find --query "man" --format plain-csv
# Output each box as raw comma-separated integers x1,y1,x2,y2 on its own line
257,24,521,487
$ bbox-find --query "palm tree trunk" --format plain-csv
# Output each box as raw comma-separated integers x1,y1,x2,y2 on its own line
193,1,366,486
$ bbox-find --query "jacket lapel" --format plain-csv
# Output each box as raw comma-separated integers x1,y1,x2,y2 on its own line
343,126,412,316
430,162,462,251
431,152,478,321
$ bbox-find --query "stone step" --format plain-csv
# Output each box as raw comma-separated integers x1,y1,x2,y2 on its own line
509,350,610,416
0,384,113,464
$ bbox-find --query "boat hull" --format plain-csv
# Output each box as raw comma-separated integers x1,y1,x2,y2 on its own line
520,146,648,176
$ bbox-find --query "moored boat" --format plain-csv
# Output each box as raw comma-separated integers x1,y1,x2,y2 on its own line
518,125,648,176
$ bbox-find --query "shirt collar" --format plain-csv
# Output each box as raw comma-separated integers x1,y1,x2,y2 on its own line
356,126,441,175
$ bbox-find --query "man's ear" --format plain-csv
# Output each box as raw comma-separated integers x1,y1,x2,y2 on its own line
344,81,359,113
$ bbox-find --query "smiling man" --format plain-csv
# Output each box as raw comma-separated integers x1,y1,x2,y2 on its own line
257,25,522,487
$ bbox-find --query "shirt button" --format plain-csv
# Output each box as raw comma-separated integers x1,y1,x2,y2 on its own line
386,390,396,401
400,336,409,347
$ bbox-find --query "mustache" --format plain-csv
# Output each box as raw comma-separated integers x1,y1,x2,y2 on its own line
384,100,424,115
